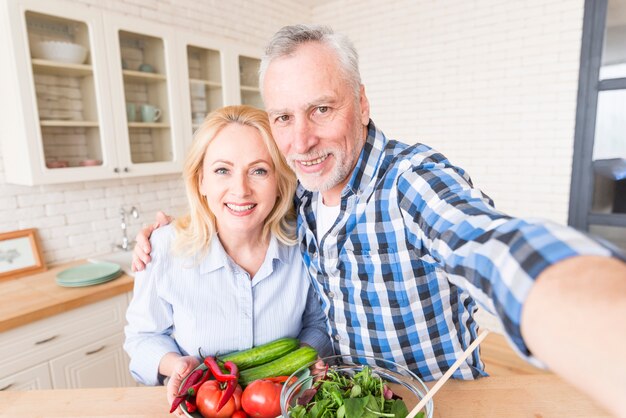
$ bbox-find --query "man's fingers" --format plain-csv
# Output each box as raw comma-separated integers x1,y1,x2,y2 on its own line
155,211,173,227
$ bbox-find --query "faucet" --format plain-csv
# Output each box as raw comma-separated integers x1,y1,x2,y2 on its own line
116,206,139,251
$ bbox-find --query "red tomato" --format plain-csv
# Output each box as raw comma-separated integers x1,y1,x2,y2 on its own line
232,411,248,418
241,379,283,418
196,380,242,418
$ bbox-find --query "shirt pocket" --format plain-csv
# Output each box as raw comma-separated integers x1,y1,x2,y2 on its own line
339,247,410,309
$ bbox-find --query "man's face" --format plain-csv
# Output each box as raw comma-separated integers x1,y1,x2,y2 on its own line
262,42,370,204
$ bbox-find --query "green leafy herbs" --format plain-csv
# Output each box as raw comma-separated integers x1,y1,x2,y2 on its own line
289,366,424,418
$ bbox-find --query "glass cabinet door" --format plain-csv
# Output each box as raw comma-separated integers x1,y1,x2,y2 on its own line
239,55,263,109
187,46,223,131
118,30,173,164
25,11,104,170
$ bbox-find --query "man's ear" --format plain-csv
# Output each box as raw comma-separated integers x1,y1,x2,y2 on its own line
359,84,370,125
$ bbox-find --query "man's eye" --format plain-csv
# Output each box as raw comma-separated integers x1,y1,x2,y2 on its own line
317,106,329,114
276,115,290,123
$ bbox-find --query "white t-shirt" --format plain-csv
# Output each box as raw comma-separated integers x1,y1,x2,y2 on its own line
316,197,340,240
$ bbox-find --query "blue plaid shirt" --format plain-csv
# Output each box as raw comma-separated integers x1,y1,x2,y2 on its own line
296,120,616,381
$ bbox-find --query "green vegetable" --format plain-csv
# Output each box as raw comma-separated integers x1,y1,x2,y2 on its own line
218,337,299,370
289,365,421,418
239,345,318,386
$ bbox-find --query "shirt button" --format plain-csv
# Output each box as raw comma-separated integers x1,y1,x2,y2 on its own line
327,291,335,299
313,252,318,259
334,334,341,341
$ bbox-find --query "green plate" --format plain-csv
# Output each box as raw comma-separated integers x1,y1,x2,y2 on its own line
56,262,121,285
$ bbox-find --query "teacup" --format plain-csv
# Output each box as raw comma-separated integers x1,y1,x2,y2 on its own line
138,63,155,73
141,104,162,122
126,103,136,122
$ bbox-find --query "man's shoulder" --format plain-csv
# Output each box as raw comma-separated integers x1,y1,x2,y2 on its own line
382,139,448,170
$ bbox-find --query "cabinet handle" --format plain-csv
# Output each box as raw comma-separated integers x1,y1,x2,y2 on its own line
114,167,120,173
35,335,58,345
123,167,129,173
0,383,13,391
85,345,106,356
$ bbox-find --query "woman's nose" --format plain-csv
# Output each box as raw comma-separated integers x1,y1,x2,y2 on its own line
231,173,251,196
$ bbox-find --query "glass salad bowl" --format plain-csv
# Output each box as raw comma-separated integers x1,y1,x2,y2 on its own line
280,355,433,418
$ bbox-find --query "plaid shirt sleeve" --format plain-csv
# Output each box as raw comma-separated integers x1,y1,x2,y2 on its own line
396,152,617,362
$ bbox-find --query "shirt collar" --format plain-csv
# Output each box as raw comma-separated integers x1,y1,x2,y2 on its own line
198,233,289,275
295,119,386,202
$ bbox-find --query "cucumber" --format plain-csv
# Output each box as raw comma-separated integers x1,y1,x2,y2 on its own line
239,345,318,386
218,337,299,370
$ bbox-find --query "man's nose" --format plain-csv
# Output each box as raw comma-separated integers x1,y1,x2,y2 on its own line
293,118,318,154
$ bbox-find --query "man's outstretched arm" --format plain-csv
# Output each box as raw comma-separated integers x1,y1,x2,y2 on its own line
521,255,626,418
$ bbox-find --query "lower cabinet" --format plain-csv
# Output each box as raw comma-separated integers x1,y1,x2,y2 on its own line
0,293,136,391
0,363,52,391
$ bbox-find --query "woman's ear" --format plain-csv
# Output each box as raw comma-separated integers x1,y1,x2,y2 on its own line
198,169,206,196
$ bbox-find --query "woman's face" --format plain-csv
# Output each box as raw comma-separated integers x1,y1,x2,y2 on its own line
199,123,278,240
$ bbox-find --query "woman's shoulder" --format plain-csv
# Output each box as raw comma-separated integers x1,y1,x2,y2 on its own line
149,224,176,256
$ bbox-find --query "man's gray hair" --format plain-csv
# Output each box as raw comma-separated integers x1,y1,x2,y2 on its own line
259,24,361,99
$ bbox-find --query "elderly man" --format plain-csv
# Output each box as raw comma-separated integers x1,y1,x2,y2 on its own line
134,25,626,417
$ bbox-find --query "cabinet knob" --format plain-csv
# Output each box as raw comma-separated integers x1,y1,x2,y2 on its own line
114,167,119,173
123,167,129,173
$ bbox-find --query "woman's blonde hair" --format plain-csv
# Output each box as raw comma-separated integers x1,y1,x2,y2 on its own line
173,105,297,257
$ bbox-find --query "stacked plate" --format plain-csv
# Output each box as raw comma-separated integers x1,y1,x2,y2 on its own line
56,262,122,288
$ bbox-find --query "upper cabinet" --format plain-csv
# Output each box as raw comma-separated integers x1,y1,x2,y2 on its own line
103,13,185,178
0,0,262,185
239,55,263,109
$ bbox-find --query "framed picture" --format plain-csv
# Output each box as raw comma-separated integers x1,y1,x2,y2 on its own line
0,228,46,281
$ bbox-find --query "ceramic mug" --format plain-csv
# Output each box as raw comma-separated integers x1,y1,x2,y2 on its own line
141,104,162,122
126,103,136,122
138,63,155,73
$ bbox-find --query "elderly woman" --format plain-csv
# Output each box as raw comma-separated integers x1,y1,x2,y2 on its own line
123,105,332,414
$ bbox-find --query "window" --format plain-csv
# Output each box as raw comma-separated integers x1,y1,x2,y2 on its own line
569,0,626,251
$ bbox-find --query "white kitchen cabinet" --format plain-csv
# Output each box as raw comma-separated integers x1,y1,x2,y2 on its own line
0,363,52,391
0,0,183,184
50,332,135,388
239,55,263,109
0,293,135,391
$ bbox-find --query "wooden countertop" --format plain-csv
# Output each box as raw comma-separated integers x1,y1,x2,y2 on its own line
0,260,133,332
0,374,610,418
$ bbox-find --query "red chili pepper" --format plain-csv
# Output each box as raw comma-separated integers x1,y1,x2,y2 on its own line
185,399,197,413
169,368,211,413
170,368,206,413
204,357,239,412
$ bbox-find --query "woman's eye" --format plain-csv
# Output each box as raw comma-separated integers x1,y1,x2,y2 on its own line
252,168,268,175
214,168,228,175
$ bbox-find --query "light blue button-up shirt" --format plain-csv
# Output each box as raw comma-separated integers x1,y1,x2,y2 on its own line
124,225,332,385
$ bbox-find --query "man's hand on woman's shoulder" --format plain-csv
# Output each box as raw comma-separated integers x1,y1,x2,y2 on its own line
132,211,173,272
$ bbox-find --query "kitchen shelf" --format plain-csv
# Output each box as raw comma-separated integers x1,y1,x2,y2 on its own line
31,59,92,77
240,85,260,92
40,120,99,127
127,122,170,128
189,78,221,88
122,69,166,83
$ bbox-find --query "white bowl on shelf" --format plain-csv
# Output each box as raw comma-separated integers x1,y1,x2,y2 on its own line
31,41,88,64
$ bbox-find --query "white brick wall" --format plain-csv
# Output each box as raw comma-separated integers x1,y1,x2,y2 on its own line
1,0,310,265
312,0,584,223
